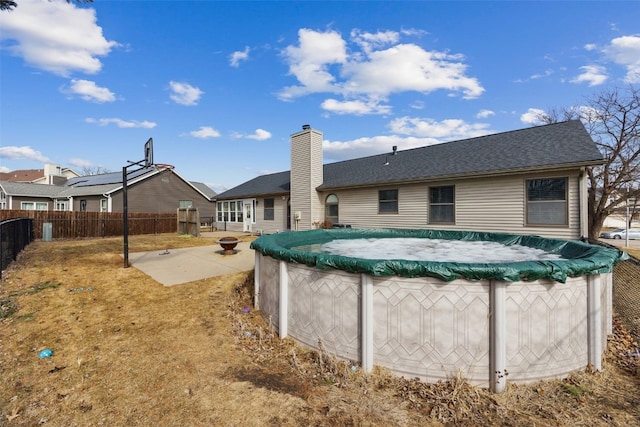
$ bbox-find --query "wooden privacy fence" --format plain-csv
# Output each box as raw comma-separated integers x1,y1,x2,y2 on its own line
0,210,177,240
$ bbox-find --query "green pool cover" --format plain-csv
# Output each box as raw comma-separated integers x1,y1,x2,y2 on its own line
250,228,628,283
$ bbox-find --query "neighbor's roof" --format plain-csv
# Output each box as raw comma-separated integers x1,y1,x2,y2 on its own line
216,120,604,199
0,181,66,197
1,166,215,201
190,182,217,198
0,169,45,182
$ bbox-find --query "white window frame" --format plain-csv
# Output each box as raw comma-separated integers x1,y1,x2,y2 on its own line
378,189,398,214
55,199,69,211
217,199,247,223
525,177,568,226
429,185,455,224
21,201,49,211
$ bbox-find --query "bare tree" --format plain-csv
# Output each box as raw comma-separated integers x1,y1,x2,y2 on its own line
81,166,110,176
538,85,640,240
1,0,92,11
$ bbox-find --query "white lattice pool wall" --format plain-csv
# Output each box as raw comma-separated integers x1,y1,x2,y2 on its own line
254,252,612,392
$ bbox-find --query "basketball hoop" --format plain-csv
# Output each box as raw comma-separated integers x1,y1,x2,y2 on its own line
153,163,175,171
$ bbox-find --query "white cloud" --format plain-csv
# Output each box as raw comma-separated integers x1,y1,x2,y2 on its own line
169,81,203,106
85,117,156,128
230,129,272,140
603,35,640,83
189,126,220,139
246,129,272,140
388,117,492,139
350,29,400,53
476,109,495,119
410,100,425,110
321,98,392,115
63,79,116,103
0,145,49,162
0,166,10,173
278,28,484,110
322,117,494,161
279,28,348,100
520,108,546,125
0,0,118,76
571,65,608,86
230,46,250,67
67,157,94,168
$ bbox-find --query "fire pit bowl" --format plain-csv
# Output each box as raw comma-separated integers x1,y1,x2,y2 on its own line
216,236,241,255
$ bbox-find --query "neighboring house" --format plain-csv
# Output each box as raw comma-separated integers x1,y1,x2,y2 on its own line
0,166,216,216
214,121,604,240
0,163,80,185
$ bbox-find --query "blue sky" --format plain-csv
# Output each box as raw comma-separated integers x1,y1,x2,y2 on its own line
1,1,639,193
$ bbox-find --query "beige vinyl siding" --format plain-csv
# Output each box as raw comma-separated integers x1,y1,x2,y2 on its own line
254,197,289,234
290,129,323,230
321,170,582,240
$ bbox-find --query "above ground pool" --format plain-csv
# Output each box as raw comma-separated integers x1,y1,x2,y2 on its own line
250,228,626,392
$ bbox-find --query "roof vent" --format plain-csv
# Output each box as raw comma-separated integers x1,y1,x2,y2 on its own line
302,124,311,130
392,145,398,155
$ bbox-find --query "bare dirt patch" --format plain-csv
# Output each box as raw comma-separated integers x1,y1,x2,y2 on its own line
0,234,639,426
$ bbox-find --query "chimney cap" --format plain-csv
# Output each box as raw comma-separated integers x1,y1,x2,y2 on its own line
302,124,311,130
392,145,398,154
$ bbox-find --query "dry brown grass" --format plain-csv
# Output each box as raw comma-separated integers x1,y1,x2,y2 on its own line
1,234,639,426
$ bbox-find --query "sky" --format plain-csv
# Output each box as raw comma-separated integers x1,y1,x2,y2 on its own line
1,1,639,193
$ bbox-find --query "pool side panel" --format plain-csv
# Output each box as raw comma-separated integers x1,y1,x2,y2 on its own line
505,277,589,382
372,276,492,386
258,254,280,331
286,264,361,360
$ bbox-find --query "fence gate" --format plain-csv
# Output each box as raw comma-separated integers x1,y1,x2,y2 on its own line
177,208,200,236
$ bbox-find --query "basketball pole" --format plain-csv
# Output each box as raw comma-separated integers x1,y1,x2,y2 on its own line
123,138,153,268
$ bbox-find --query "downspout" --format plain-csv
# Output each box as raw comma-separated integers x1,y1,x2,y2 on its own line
578,167,588,240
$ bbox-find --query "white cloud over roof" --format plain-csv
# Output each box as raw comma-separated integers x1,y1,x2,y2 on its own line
278,28,484,115
0,145,49,162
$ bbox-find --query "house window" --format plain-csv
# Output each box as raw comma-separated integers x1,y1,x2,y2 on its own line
236,201,243,222
1,192,6,209
179,200,193,209
325,194,339,225
100,199,108,212
429,186,455,223
216,200,246,223
21,202,48,211
264,198,275,220
55,200,69,211
80,200,87,212
378,189,398,214
526,178,568,225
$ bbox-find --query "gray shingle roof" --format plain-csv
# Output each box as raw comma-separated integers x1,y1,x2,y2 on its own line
190,182,217,198
0,181,66,197
216,171,290,199
216,120,604,199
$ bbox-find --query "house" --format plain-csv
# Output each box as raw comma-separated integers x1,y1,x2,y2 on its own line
0,166,216,216
214,121,604,240
0,163,80,185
